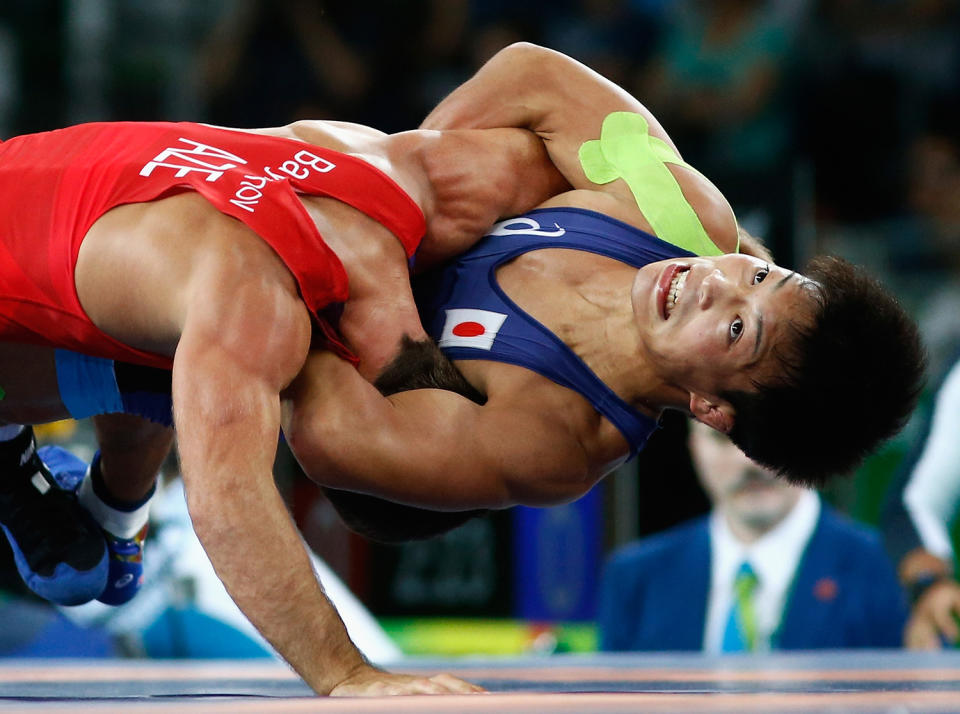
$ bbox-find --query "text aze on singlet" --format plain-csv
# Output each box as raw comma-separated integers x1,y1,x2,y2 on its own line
0,121,425,368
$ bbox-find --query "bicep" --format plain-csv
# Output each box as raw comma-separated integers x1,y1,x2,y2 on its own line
423,43,678,184
385,388,594,507
284,356,592,509
172,275,310,497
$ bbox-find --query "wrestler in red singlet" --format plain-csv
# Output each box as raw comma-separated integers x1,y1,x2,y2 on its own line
0,122,425,368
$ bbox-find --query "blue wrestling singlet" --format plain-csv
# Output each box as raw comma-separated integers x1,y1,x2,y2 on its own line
414,207,696,458
55,350,173,427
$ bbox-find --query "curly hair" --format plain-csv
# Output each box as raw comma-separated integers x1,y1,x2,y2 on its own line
722,256,926,488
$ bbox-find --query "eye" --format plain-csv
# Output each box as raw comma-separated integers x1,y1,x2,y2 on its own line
729,317,744,341
753,265,770,285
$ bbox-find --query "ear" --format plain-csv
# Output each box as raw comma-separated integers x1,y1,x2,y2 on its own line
689,393,736,434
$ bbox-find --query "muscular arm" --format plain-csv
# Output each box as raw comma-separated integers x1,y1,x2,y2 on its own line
423,43,676,189
283,351,604,510
172,270,366,694
174,268,479,695
422,42,739,252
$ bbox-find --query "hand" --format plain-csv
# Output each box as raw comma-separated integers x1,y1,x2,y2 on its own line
329,665,485,696
905,579,960,649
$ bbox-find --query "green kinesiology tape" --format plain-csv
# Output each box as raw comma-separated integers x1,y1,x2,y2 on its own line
579,111,732,256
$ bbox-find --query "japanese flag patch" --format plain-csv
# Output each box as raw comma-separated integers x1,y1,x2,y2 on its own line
439,309,508,351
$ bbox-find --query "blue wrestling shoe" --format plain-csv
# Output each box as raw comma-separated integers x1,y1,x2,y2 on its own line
79,451,149,607
97,522,147,606
38,446,148,606
0,435,108,606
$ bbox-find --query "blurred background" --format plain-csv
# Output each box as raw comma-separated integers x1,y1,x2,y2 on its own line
2,0,959,659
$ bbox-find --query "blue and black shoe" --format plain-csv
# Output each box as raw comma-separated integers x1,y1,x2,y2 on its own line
97,522,147,606
0,433,108,606
39,446,148,607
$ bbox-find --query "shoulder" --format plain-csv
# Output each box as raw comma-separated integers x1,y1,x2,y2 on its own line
814,506,890,563
543,169,738,256
679,170,739,254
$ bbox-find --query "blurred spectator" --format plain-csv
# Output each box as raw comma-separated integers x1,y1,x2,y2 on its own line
636,0,804,262
540,0,665,89
883,354,960,650
906,100,960,375
598,420,907,652
798,0,960,227
197,0,374,126
198,0,483,131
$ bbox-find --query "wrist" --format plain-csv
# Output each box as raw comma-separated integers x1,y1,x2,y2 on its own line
908,573,951,605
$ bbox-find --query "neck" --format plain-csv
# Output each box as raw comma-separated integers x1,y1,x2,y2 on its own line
724,514,772,545
570,265,703,418
565,267,660,406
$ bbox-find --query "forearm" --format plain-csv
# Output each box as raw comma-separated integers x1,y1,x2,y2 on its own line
283,352,591,509
172,310,369,694
283,353,481,507
423,43,672,191
187,463,367,692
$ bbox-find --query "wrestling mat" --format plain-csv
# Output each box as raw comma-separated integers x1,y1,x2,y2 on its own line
2,650,959,713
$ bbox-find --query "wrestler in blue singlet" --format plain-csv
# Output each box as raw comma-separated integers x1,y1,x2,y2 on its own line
414,207,695,458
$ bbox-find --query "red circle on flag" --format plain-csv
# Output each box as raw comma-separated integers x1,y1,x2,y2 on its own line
452,321,486,337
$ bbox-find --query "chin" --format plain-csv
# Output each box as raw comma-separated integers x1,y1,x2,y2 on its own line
734,491,793,521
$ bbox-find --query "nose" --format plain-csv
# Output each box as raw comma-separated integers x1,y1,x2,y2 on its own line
698,267,732,310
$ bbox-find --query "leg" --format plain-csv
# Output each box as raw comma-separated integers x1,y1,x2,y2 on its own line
78,413,174,605
0,342,73,424
93,413,173,503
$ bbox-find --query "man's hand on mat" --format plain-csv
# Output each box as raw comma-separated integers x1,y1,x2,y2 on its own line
905,579,960,649
329,667,485,696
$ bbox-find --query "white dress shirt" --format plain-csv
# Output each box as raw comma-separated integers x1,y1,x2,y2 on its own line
903,359,960,561
703,490,820,653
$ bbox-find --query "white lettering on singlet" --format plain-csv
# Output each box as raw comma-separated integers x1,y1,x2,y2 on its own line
139,138,338,214
139,138,247,181
488,217,565,238
228,151,336,213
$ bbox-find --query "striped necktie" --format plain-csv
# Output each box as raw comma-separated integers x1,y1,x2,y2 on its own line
721,561,759,652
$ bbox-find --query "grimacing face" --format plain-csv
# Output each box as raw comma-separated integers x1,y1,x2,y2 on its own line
630,252,816,403
688,420,803,531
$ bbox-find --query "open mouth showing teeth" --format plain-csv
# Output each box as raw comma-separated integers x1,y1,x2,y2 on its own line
665,269,689,318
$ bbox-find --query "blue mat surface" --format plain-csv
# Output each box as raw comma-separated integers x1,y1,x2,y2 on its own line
2,651,960,712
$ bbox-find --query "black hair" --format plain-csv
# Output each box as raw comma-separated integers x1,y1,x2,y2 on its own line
320,336,489,543
722,256,926,488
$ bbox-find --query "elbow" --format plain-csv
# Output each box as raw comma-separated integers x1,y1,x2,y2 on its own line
492,42,564,87
285,415,340,487
504,471,594,509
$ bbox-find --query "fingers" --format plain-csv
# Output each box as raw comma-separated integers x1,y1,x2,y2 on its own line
430,673,487,693
330,672,484,697
905,616,941,650
930,585,960,643
905,581,960,649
